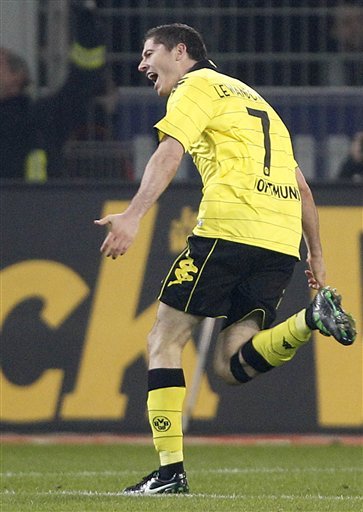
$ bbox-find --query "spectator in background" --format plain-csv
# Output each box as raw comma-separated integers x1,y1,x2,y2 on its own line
0,0,105,182
338,132,363,182
327,2,363,86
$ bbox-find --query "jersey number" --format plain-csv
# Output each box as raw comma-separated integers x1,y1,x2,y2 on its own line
247,108,271,176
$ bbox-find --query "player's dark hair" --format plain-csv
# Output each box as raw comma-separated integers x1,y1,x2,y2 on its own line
144,23,207,61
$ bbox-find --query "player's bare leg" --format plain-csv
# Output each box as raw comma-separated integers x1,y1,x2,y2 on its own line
214,314,261,384
147,303,201,368
124,303,200,495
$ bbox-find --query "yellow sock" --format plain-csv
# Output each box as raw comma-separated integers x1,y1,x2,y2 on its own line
252,309,312,367
147,386,186,465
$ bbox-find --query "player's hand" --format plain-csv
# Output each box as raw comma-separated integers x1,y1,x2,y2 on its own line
94,212,139,258
305,254,326,289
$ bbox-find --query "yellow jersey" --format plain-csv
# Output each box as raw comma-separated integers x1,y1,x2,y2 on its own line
155,62,302,258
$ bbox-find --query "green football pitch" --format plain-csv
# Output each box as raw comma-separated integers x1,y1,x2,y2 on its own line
1,439,362,512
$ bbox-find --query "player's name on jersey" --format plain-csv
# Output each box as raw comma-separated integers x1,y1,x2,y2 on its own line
213,83,261,101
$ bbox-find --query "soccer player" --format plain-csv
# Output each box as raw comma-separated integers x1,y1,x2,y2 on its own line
95,23,356,494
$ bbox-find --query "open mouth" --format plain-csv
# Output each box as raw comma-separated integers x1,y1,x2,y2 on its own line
147,72,158,83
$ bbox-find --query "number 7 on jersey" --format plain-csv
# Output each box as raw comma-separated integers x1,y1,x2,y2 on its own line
247,108,271,177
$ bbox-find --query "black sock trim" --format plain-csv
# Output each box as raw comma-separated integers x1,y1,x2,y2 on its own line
159,461,184,480
241,339,274,373
148,368,185,391
230,352,252,383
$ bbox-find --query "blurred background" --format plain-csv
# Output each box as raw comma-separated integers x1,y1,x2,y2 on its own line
1,0,362,183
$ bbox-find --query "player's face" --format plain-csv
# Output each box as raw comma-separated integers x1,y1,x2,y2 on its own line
138,38,182,96
0,52,24,99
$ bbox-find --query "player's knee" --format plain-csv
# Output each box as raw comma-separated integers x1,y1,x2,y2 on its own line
147,319,193,365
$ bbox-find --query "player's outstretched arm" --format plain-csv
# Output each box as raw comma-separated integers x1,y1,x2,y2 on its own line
95,135,184,258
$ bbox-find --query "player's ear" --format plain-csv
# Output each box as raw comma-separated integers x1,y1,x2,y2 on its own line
175,43,187,60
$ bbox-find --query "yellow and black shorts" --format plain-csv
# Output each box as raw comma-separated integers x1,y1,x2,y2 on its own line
158,235,297,329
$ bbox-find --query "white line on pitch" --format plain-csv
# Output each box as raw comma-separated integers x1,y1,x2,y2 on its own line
2,466,362,478
1,489,362,501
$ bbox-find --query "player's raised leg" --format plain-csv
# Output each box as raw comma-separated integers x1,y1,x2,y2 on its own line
215,287,356,385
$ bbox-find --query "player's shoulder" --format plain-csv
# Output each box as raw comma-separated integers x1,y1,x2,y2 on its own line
170,70,215,100
179,68,214,87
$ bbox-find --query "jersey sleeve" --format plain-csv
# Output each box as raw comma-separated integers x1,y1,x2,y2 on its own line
154,75,214,152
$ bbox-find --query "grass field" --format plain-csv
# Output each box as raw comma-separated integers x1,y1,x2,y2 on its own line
1,439,362,512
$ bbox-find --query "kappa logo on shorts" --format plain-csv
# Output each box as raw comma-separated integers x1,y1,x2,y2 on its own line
167,256,198,286
152,416,171,432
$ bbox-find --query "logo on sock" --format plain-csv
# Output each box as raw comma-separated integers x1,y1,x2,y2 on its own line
152,416,171,432
282,337,293,349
